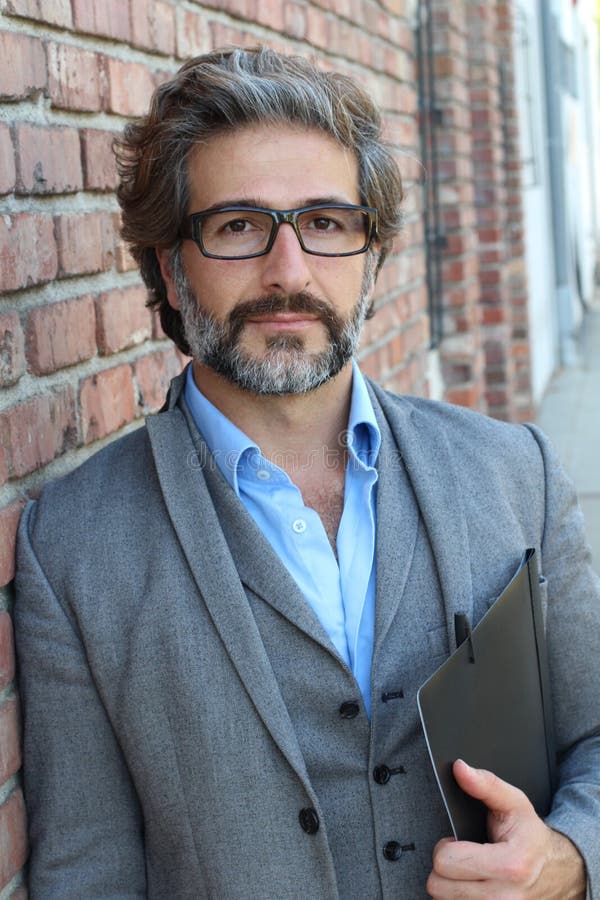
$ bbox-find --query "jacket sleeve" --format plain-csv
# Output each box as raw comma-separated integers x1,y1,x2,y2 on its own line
14,501,147,899
526,424,600,899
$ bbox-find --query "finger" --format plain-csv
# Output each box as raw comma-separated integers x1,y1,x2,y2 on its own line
433,838,494,881
452,759,531,817
434,837,456,851
427,870,492,899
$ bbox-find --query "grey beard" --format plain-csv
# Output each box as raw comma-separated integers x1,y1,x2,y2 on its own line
172,250,376,396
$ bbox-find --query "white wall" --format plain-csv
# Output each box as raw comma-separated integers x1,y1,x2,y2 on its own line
514,0,600,404
559,0,596,320
513,0,558,403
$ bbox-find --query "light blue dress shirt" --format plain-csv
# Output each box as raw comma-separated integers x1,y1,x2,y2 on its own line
184,361,380,714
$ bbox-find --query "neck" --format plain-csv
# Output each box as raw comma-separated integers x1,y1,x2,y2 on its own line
191,359,354,475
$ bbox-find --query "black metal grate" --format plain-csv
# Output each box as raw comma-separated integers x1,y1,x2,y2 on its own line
416,0,446,348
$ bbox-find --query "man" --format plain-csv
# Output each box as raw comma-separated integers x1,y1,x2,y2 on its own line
15,47,599,898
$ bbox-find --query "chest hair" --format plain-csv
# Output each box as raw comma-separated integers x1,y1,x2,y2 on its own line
298,477,346,554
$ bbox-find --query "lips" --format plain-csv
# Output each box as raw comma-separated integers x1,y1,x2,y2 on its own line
228,292,337,341
245,312,320,329
247,312,319,321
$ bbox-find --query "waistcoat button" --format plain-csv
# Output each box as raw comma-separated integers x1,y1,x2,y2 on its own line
339,700,360,719
383,841,402,861
373,764,391,784
299,807,319,834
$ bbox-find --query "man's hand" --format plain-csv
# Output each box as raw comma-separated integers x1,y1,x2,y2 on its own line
426,759,586,899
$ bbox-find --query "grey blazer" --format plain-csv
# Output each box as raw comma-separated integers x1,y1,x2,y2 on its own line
14,370,600,899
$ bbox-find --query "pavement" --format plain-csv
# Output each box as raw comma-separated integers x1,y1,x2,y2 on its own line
536,297,600,571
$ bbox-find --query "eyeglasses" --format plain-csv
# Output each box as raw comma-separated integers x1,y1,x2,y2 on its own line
179,204,378,260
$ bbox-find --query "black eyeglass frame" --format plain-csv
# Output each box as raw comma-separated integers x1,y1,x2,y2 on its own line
179,203,379,260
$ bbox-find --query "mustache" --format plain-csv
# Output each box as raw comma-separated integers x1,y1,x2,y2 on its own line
227,292,340,338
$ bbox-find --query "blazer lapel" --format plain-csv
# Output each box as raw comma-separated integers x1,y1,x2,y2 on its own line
370,407,420,654
146,394,312,786
199,458,345,659
368,381,474,653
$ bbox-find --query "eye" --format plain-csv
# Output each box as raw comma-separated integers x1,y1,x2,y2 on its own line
305,214,341,232
222,217,256,234
315,216,337,231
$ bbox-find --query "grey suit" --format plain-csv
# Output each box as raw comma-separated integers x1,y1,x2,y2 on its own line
15,369,600,898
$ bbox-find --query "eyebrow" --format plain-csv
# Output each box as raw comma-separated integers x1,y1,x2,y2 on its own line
198,196,358,212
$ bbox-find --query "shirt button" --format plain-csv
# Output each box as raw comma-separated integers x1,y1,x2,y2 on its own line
383,841,402,861
373,764,391,784
298,807,319,834
339,700,360,719
256,469,270,480
292,518,307,534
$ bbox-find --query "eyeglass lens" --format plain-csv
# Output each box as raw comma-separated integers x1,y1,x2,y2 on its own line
199,207,370,257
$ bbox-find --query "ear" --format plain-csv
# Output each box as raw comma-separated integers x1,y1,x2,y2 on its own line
156,246,180,311
372,243,385,280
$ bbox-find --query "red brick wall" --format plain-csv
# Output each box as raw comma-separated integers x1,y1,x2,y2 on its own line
496,0,532,421
429,0,532,420
0,1,426,892
431,1,487,411
467,0,517,421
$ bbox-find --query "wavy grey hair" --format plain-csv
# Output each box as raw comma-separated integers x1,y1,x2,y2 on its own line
115,46,404,355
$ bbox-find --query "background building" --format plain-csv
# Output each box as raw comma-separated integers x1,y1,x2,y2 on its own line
0,0,598,892
514,0,600,402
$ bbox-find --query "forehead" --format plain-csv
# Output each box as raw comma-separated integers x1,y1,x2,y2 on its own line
186,125,361,211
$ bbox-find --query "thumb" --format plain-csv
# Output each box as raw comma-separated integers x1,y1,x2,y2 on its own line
452,759,531,818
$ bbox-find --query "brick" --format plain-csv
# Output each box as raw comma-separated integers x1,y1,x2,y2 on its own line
0,613,16,692
0,32,46,100
357,346,382,380
95,286,152,355
306,6,328,48
79,365,136,444
0,388,77,481
0,313,26,388
81,130,118,192
0,125,16,196
176,8,211,58
0,699,21,783
112,213,137,273
55,212,114,277
0,214,58,293
25,296,97,375
328,17,357,59
134,349,183,414
387,116,418,150
152,1,177,54
115,240,137,273
106,58,155,117
5,0,73,27
283,1,307,38
0,791,27,891
442,257,478,282
209,23,258,52
47,42,104,112
15,124,83,195
446,385,482,409
72,0,131,41
0,503,26,589
130,0,176,55
187,0,255,15
255,0,285,32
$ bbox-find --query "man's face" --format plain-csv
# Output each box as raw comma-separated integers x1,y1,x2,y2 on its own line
159,125,377,395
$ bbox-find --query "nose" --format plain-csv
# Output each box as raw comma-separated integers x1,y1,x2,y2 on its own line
259,222,312,295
